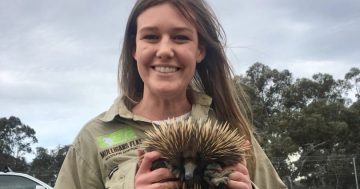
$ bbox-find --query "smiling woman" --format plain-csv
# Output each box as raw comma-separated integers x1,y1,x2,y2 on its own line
54,0,287,189
132,3,205,120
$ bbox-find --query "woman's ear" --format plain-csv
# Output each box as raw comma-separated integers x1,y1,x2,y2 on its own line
196,46,206,63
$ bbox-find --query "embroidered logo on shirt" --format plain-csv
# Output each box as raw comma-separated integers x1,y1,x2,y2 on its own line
96,127,137,148
99,139,143,160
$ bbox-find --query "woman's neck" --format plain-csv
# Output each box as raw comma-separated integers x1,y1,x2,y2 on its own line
132,95,191,121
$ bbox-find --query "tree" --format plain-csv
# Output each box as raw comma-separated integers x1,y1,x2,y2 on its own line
52,144,70,183
0,116,37,171
30,145,70,186
236,63,298,179
345,67,360,99
236,63,360,188
30,147,54,184
0,116,38,157
0,153,28,172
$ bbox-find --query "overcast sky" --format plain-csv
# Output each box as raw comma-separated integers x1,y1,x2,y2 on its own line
1,0,359,160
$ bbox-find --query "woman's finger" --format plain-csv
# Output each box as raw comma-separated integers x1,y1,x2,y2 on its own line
240,154,248,167
228,171,249,182
151,181,179,189
137,151,162,174
225,162,249,176
137,149,145,169
227,179,251,189
227,171,252,189
150,168,177,183
225,159,252,189
136,167,175,186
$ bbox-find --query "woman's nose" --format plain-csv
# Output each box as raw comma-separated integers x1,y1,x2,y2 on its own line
156,37,174,59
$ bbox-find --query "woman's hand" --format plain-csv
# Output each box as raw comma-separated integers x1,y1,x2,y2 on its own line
135,150,178,189
226,140,252,189
226,158,252,189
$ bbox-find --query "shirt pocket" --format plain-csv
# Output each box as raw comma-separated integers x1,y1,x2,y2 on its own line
105,158,137,189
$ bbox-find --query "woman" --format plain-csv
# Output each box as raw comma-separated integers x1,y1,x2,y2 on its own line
55,0,287,188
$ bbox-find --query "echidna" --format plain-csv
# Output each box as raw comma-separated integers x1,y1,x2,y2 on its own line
141,118,251,189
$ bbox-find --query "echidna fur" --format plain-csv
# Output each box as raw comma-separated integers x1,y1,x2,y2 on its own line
141,118,251,189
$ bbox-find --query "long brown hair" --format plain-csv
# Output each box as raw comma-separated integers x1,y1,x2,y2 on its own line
118,0,254,173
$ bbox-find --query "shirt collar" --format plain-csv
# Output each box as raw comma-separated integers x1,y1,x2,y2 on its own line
98,91,212,123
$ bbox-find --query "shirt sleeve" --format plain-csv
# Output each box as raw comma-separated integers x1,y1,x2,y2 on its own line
54,145,105,189
251,137,288,189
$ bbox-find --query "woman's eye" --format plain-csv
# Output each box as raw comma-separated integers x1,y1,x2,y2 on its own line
143,35,159,41
174,35,189,42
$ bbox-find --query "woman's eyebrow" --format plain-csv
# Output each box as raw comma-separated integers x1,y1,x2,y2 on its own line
138,26,195,33
171,27,195,33
138,26,158,33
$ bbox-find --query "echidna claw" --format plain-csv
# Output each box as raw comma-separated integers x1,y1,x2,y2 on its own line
204,163,233,187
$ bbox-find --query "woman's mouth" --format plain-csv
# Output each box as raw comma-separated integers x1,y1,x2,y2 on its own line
153,66,179,73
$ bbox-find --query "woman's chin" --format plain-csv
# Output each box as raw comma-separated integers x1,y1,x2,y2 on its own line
149,85,187,98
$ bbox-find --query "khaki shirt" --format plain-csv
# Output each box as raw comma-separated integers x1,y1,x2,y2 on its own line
54,92,287,189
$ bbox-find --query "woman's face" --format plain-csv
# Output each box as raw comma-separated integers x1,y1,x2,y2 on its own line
133,3,205,100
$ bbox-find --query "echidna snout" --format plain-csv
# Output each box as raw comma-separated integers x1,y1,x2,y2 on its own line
183,149,197,181
184,160,196,180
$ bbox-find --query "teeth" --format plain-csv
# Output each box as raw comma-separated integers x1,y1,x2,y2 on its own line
154,66,177,73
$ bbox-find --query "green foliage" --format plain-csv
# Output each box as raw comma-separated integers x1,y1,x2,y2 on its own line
30,145,70,186
0,153,29,173
0,116,38,157
237,63,360,188
0,116,37,172
345,67,360,99
0,116,69,186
